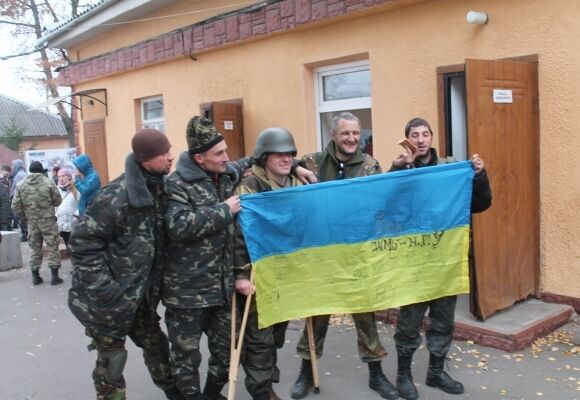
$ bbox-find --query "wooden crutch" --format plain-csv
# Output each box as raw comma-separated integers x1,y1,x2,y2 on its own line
228,269,255,400
306,317,321,394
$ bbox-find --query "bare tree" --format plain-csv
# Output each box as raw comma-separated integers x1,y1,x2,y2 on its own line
0,0,92,147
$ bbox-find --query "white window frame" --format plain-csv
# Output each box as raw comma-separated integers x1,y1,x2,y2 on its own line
141,96,165,132
314,60,372,150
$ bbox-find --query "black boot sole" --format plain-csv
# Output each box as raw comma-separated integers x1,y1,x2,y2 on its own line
426,380,464,394
290,384,312,400
369,382,399,400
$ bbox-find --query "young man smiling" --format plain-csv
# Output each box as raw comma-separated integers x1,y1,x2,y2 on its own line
234,127,304,400
390,117,492,400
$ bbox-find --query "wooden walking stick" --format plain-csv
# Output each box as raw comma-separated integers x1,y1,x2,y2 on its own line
228,269,255,400
306,317,321,394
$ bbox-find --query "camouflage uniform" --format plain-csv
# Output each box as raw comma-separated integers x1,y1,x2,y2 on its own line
69,153,178,400
297,140,388,362
233,164,303,397
163,150,251,398
11,172,62,271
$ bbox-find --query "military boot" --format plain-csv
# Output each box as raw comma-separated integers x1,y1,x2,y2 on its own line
252,391,270,400
50,266,64,285
32,269,43,285
425,354,464,394
164,385,187,400
181,393,203,400
290,359,313,399
368,361,399,399
202,377,226,400
268,385,281,400
396,353,418,400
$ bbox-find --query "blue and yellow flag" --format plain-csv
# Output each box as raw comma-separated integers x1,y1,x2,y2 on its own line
239,161,474,328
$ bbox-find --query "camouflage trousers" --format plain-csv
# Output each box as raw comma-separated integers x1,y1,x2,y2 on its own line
394,295,457,358
238,293,289,396
296,312,388,362
165,305,231,397
27,217,60,270
86,302,176,400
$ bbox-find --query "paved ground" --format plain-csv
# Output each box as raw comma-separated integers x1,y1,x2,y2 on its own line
0,243,578,400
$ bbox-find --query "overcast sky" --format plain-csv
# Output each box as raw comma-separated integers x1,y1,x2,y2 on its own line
0,26,53,107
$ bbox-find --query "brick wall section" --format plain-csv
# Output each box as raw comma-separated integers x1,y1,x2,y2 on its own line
58,0,395,86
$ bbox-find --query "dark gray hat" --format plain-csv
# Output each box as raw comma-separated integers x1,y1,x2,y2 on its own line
29,161,44,173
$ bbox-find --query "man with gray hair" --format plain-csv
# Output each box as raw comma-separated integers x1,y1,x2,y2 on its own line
293,112,398,400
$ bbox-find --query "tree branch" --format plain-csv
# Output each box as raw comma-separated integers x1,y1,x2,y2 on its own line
0,19,36,28
0,49,40,61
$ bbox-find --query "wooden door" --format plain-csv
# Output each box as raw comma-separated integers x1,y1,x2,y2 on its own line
211,102,245,160
466,58,539,320
83,119,109,185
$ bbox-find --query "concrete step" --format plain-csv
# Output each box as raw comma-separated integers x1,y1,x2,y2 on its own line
377,295,573,352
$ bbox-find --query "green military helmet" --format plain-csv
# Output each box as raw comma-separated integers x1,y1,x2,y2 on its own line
254,127,297,159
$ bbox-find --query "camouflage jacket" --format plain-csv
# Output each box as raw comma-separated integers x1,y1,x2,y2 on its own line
11,173,62,221
302,141,381,182
68,153,167,338
162,151,251,309
233,164,303,280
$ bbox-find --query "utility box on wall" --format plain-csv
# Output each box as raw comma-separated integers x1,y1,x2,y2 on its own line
201,101,245,160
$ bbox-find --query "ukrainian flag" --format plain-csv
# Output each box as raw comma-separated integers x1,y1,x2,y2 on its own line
239,161,475,328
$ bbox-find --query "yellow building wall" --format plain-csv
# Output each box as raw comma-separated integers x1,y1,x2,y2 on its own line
22,137,70,151
71,0,580,299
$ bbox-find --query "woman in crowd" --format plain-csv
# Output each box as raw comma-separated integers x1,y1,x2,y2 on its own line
55,168,79,247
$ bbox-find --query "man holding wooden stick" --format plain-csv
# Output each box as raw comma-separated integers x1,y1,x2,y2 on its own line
233,127,305,400
163,118,316,400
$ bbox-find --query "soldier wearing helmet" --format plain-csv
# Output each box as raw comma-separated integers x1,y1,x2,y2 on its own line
233,127,302,400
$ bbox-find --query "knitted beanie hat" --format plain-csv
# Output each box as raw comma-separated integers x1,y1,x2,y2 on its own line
29,161,44,173
132,129,171,162
186,116,224,154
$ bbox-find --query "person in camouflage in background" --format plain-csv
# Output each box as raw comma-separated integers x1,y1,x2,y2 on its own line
68,129,184,400
162,116,251,400
11,161,63,285
234,127,304,400
291,112,399,400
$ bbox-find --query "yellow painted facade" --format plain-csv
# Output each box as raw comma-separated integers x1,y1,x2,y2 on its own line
65,0,579,300
21,137,70,151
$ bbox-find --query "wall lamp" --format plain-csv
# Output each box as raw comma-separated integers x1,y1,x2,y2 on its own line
466,11,489,25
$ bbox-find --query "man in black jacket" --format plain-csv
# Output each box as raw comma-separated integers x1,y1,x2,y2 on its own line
389,117,492,400
69,129,184,400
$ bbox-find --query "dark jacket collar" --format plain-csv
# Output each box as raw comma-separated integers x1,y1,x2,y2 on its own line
413,148,439,168
175,151,238,183
125,153,155,208
324,140,365,165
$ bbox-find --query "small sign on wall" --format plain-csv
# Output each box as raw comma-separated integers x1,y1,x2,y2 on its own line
224,121,234,130
493,89,513,103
